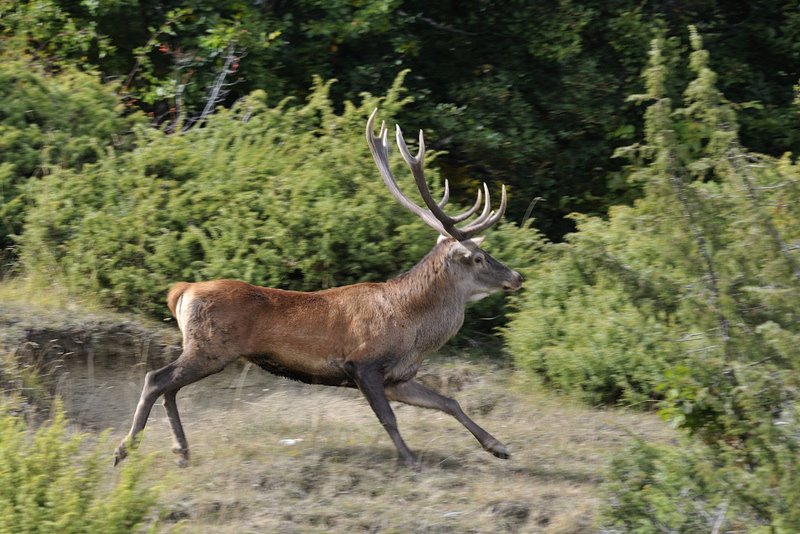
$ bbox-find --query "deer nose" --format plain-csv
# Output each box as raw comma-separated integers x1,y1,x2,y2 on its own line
504,271,523,291
513,271,523,287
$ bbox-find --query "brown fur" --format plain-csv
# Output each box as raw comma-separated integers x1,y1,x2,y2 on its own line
169,242,473,383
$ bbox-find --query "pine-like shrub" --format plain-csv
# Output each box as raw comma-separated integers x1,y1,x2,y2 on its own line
506,28,800,405
0,402,156,534
604,433,800,533
505,28,800,530
0,56,141,255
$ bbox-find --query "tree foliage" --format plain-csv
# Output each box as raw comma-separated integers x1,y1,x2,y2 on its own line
3,1,799,238
0,57,141,256
20,73,445,312
506,29,800,530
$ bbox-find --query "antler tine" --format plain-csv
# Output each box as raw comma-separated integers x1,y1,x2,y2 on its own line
465,183,493,228
438,179,450,209
395,125,435,205
396,125,470,241
449,186,482,223
394,130,478,223
366,109,448,236
461,184,507,234
368,109,508,241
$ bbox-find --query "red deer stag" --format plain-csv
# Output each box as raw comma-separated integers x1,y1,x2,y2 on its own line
114,109,523,467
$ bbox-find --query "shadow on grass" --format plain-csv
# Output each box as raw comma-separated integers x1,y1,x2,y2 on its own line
315,445,472,471
509,464,602,484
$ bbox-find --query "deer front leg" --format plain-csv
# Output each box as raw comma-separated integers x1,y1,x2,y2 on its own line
385,379,510,459
348,363,417,466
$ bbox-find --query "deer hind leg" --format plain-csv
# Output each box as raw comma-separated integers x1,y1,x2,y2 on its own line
114,348,226,467
348,363,417,466
162,390,190,467
385,379,510,459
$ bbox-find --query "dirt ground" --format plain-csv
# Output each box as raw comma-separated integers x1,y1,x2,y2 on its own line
2,300,675,533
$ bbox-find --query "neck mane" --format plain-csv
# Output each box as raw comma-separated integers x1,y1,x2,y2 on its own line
388,240,464,312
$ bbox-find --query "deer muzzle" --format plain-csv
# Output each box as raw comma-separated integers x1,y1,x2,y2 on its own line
502,271,523,292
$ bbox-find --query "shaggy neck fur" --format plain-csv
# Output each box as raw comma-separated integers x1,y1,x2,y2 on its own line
388,239,466,316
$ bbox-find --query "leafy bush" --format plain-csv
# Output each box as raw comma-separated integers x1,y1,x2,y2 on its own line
21,72,528,318
0,56,141,255
602,440,725,533
504,212,684,405
0,402,156,534
506,28,800,404
506,28,800,530
603,434,800,533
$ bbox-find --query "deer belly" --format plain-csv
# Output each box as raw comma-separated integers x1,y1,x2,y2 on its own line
244,353,353,387
383,354,424,383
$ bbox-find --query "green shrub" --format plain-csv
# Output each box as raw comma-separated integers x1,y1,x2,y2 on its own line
506,28,800,530
22,72,521,317
504,211,684,405
505,29,800,405
0,402,156,534
603,433,800,533
0,56,141,255
602,439,724,533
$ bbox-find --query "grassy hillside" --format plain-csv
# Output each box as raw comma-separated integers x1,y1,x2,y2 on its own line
1,285,673,532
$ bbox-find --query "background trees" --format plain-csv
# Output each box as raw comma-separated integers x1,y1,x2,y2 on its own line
19,74,438,313
3,1,799,239
506,29,800,531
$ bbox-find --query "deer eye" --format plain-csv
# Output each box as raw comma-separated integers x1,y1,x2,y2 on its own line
473,255,485,265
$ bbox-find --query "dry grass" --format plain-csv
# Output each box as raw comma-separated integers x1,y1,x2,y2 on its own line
93,360,674,533
1,281,674,532
0,276,104,314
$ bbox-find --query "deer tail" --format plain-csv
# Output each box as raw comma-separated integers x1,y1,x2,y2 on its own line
167,282,191,319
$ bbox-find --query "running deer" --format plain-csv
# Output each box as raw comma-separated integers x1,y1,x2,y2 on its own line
114,110,523,467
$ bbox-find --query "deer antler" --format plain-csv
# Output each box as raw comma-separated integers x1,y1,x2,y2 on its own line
366,109,506,241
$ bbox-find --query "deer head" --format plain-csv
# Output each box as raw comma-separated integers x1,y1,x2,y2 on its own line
366,109,522,301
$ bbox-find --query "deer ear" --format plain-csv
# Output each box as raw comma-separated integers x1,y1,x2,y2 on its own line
448,241,473,260
470,236,485,247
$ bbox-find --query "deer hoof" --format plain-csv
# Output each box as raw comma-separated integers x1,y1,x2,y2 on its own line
397,453,419,469
486,440,510,459
172,446,190,467
113,444,128,466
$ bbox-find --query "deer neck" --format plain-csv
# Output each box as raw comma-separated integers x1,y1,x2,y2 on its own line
388,244,467,339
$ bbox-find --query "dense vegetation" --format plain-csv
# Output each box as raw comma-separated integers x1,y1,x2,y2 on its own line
0,390,156,533
18,72,534,326
506,31,800,531
3,1,800,237
2,1,800,532
0,58,141,255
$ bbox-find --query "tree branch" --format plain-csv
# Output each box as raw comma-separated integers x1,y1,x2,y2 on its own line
194,43,238,128
667,153,732,359
397,10,478,36
727,143,800,284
